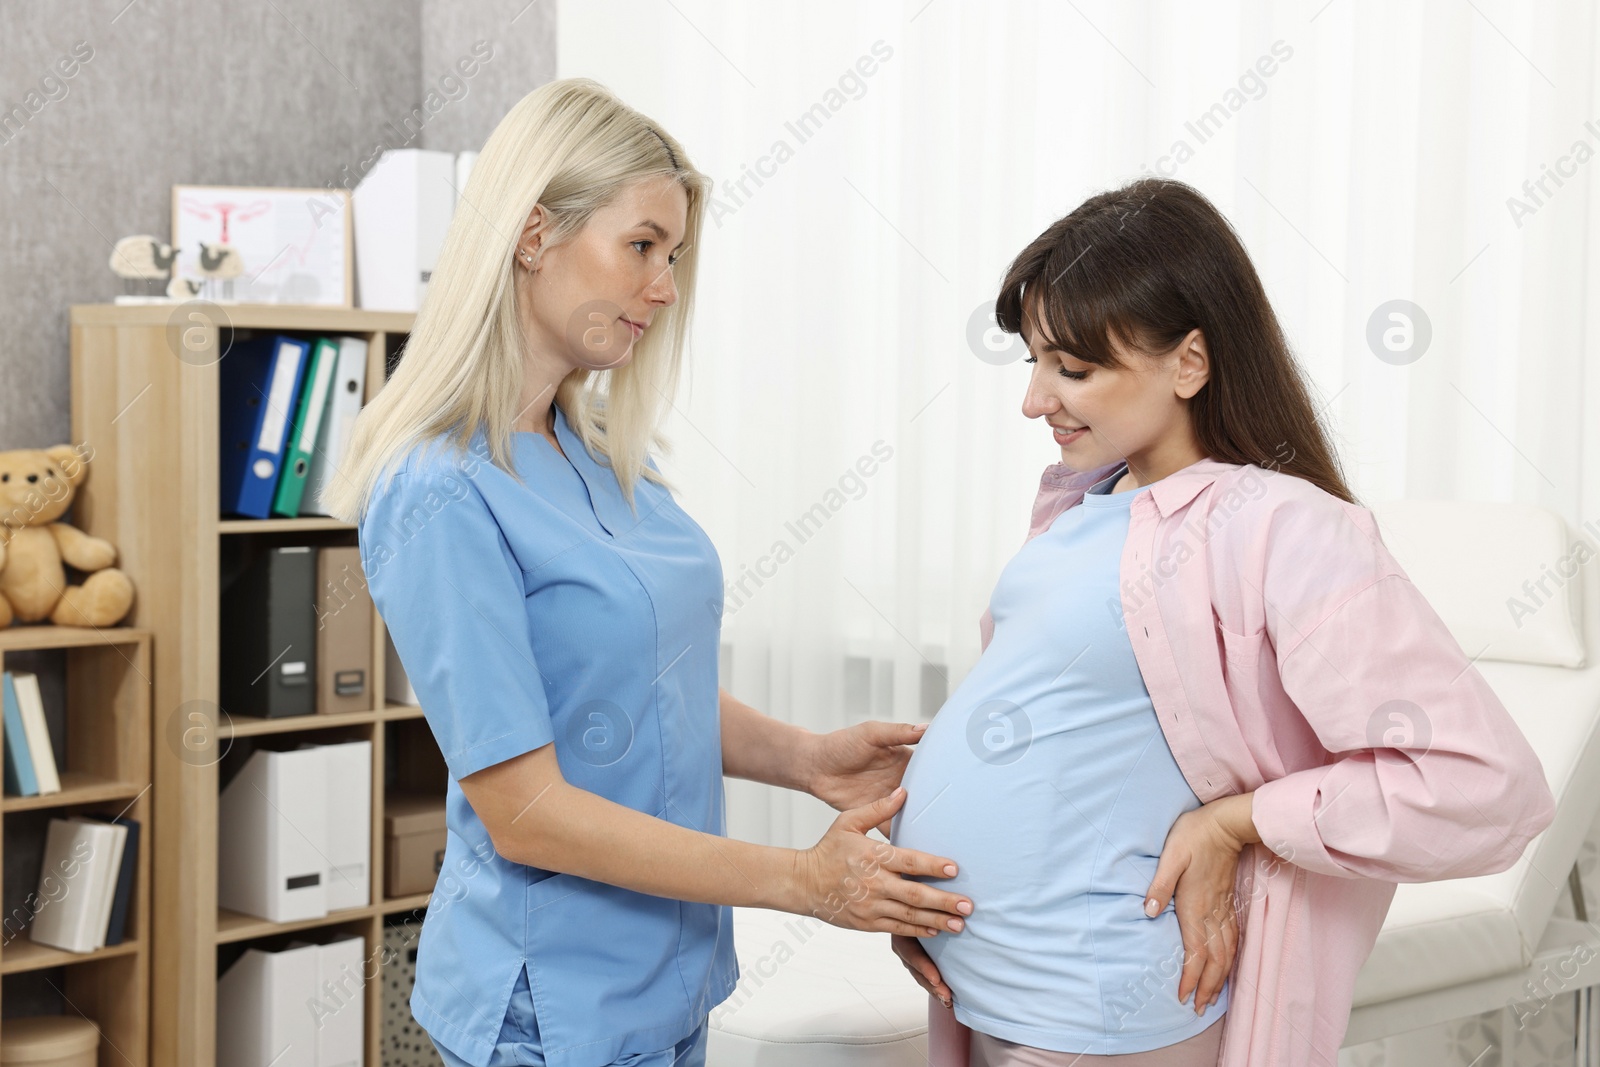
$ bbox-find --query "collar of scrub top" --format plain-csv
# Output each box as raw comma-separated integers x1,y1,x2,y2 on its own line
526,401,642,540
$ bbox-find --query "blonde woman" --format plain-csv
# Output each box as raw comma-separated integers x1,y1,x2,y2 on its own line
322,79,973,1067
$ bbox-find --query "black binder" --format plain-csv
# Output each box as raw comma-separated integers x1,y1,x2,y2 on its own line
220,546,318,718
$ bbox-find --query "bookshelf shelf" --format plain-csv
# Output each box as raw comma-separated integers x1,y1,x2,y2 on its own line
381,892,432,914
214,903,375,945
219,707,382,739
383,702,425,721
1,937,142,976
217,517,355,535
0,625,151,1062
70,303,441,1067
0,626,141,653
215,892,435,946
0,773,147,813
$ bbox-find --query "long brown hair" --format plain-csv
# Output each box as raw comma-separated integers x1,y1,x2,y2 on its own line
994,177,1356,505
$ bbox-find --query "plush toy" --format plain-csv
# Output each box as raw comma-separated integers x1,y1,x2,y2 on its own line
0,445,134,628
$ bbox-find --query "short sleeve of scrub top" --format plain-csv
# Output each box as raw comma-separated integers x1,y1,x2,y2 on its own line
358,402,741,1067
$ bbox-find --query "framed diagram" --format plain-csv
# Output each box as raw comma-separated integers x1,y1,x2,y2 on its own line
171,184,353,306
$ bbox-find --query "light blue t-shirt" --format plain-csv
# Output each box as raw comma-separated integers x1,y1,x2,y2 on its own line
359,402,739,1067
890,462,1229,1054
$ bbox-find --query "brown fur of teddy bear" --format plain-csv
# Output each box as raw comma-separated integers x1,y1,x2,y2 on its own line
0,445,134,628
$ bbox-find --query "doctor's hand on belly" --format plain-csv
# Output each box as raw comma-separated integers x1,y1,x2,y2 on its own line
457,740,973,940
792,786,976,937
889,791,1261,1014
805,719,933,839
789,720,975,935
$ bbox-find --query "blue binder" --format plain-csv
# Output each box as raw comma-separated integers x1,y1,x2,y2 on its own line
220,334,311,519
2,671,37,797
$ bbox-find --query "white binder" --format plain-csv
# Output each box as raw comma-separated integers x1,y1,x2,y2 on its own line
384,629,417,706
293,935,366,1067
352,148,456,311
455,149,477,196
216,941,320,1067
297,739,372,911
218,747,329,922
300,335,369,517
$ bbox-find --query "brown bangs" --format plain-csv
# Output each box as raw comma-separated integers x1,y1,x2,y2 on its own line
994,226,1151,371
986,177,1360,505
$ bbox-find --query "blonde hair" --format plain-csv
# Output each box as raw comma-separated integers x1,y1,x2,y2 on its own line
320,78,710,524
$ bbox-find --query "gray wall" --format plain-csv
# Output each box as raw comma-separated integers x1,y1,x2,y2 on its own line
0,0,556,450
0,0,554,1016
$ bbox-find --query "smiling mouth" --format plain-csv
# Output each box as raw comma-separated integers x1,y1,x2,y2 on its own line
1052,424,1088,444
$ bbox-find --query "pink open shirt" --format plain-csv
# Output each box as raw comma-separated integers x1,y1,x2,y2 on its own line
926,456,1557,1067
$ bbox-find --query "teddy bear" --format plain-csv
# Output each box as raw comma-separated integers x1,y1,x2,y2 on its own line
0,445,134,628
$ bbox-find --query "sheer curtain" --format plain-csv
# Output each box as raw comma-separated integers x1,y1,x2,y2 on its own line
558,3,1599,1059
557,1,1600,851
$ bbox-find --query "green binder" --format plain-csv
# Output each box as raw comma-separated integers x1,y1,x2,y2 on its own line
270,336,339,517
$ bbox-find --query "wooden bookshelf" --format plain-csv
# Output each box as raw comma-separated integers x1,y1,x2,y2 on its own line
69,304,446,1067
0,625,151,1064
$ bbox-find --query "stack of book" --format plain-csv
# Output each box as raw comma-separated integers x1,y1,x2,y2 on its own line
3,670,60,798
219,333,369,520
30,813,140,952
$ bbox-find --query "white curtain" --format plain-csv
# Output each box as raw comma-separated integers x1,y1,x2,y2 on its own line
559,3,1599,1060
557,0,1600,840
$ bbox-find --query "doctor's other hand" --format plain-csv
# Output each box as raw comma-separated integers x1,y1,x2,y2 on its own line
805,720,929,838
891,934,953,1009
789,786,973,937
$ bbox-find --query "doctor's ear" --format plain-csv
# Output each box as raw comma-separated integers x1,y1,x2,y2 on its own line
519,204,553,272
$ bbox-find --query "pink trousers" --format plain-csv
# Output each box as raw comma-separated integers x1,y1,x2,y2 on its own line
929,998,1224,1067
969,1017,1223,1066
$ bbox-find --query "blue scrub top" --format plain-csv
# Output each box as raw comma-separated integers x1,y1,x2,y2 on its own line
359,401,741,1067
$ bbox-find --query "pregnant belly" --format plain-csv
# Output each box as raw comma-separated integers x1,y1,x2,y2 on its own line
888,702,1217,1040
888,706,1177,919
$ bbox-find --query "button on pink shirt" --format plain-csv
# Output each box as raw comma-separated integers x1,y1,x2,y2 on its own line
927,456,1557,1067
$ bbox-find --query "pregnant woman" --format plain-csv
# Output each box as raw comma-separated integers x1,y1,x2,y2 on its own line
889,179,1556,1067
323,79,972,1067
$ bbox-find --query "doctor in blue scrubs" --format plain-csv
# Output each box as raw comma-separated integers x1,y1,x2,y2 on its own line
335,81,974,1067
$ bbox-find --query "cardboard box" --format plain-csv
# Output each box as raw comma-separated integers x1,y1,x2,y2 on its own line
385,792,445,898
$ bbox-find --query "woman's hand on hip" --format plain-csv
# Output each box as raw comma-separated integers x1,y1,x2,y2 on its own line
789,786,973,937
1143,793,1258,1015
804,719,929,837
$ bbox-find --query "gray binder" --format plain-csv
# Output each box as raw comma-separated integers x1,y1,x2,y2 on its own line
221,546,317,718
